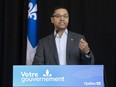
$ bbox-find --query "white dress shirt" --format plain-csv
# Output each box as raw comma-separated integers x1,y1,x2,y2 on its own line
54,29,68,65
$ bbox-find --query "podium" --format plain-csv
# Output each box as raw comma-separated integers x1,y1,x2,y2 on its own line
13,65,104,87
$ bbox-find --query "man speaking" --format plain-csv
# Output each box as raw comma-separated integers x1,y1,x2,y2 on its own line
32,7,94,65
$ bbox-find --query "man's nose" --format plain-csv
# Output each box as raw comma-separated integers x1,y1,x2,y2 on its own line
59,16,65,20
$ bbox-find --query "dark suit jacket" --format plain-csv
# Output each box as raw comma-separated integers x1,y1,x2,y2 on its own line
32,31,94,65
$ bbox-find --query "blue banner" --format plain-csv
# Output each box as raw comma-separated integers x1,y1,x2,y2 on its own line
13,65,104,87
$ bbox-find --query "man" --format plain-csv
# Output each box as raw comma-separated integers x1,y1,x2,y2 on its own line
32,7,94,65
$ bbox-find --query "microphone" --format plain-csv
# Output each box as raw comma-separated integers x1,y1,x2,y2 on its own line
56,30,59,34
54,30,59,38
104,70,109,87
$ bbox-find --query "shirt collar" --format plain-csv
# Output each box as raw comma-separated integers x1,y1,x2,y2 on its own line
54,29,68,37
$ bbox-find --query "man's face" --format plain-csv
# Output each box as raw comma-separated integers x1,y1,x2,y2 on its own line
51,8,69,30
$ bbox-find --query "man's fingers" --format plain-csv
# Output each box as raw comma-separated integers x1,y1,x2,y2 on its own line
79,44,85,49
79,38,90,53
80,38,85,43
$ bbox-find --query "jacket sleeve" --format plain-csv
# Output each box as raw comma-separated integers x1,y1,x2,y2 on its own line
79,35,95,64
32,40,45,65
81,50,95,64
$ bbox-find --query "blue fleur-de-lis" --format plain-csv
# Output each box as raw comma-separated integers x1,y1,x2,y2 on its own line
28,2,37,20
43,69,52,77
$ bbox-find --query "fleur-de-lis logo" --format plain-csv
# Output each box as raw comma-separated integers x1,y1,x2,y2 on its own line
28,2,37,20
43,69,52,77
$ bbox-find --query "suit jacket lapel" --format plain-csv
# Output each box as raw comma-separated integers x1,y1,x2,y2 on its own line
48,33,59,64
66,31,74,64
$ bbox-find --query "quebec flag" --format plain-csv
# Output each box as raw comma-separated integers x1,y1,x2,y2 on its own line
26,0,38,65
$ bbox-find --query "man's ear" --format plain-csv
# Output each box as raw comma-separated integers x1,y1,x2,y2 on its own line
51,17,54,23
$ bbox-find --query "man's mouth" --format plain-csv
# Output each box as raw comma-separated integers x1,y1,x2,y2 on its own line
59,22,65,25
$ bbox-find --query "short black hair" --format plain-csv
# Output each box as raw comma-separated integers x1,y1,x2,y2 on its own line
51,6,69,17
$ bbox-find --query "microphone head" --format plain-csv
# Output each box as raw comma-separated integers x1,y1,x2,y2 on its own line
56,30,59,33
